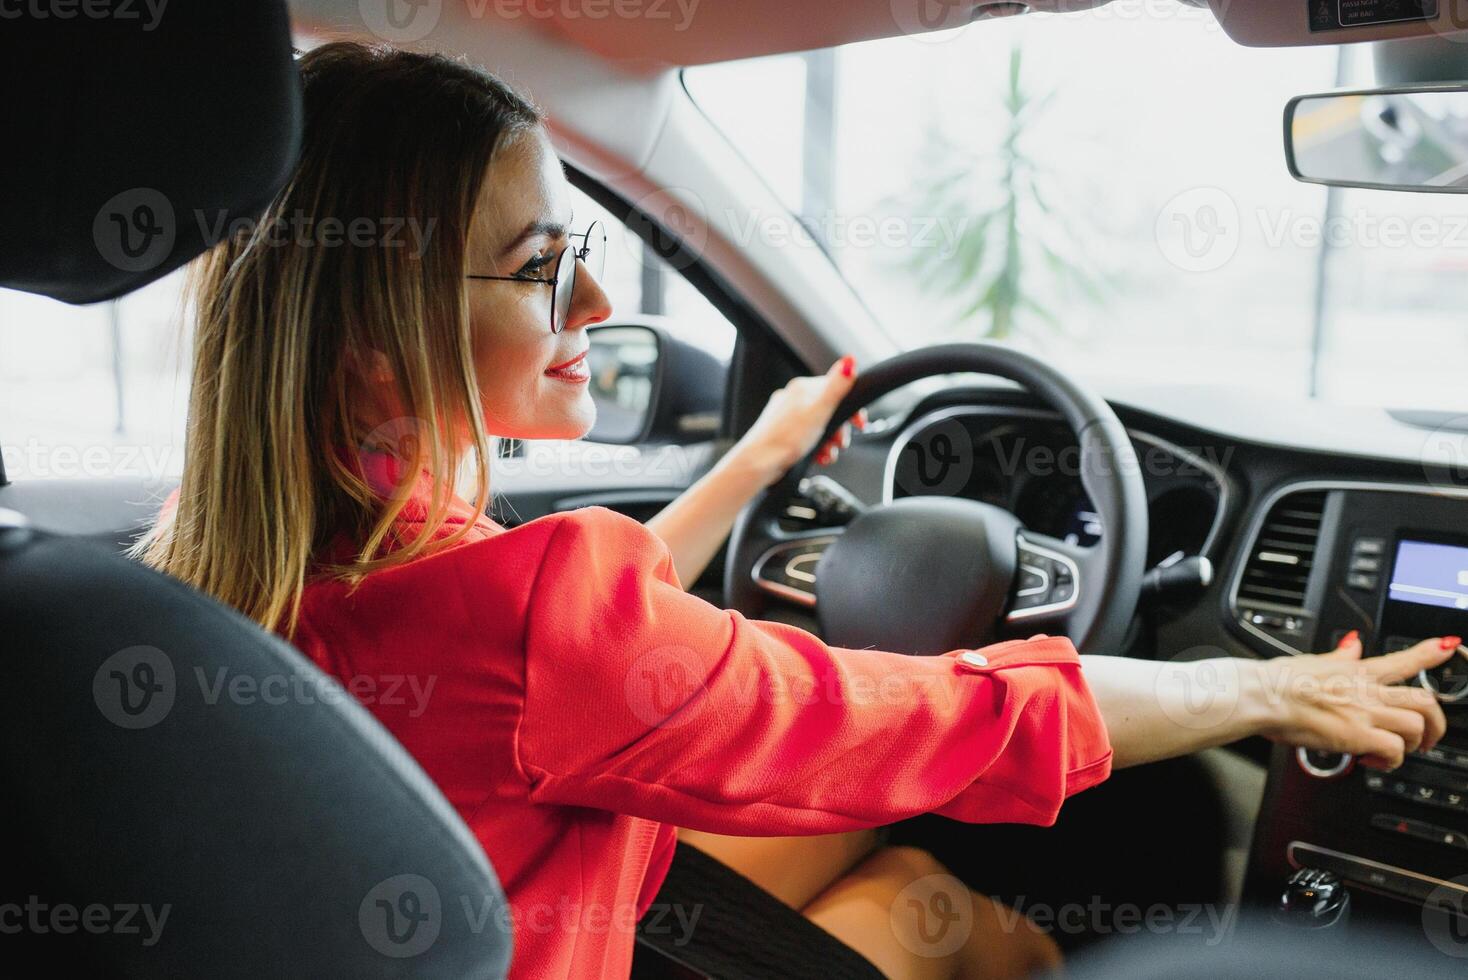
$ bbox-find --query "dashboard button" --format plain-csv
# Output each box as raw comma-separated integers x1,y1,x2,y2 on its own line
1016,564,1049,598
1420,648,1468,704
1370,813,1468,851
1365,771,1468,814
1352,537,1386,557
1424,746,1468,771
1347,572,1379,591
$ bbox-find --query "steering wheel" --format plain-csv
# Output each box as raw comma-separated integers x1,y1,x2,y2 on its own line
725,343,1149,656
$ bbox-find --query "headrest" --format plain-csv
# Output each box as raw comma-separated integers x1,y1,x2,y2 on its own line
0,2,301,304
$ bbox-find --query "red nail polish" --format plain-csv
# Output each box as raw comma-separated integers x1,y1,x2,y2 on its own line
1339,630,1358,647
841,355,855,378
1441,636,1462,651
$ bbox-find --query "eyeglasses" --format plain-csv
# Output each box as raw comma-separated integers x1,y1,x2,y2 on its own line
465,220,605,334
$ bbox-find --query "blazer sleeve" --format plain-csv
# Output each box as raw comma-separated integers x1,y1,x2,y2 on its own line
512,506,1113,835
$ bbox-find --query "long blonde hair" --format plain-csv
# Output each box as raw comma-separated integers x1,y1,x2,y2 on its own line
133,42,543,636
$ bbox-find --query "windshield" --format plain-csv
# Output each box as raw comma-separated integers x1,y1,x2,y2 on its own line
684,5,1468,413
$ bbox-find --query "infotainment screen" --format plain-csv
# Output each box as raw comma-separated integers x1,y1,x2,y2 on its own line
1387,539,1468,611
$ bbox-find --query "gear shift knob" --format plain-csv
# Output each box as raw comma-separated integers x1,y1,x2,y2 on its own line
1275,867,1351,929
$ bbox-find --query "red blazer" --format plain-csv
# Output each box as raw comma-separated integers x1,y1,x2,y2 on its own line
173,461,1113,978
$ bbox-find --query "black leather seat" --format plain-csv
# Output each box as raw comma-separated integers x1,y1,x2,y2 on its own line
0,522,513,976
0,4,512,975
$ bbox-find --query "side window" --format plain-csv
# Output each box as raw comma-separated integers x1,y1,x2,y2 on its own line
0,182,738,488
568,182,737,367
0,271,191,487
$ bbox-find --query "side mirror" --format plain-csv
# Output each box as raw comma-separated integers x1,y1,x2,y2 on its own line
584,317,726,446
1285,84,1468,192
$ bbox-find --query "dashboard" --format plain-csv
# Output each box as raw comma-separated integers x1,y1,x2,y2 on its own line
884,405,1228,571
752,383,1468,936
1234,481,1468,928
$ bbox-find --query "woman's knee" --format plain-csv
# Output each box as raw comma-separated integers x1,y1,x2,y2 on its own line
834,845,1063,979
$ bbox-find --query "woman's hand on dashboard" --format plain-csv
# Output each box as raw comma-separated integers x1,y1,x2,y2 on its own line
1251,633,1456,770
1081,635,1457,771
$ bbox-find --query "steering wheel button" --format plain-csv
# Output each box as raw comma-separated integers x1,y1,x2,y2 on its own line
1016,565,1049,597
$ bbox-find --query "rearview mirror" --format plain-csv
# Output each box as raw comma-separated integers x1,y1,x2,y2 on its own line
584,319,726,446
1285,84,1468,192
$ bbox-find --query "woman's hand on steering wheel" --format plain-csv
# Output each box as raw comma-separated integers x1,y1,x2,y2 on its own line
732,354,868,484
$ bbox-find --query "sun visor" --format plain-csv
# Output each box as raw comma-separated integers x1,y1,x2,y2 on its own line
0,2,302,305
1209,0,1468,47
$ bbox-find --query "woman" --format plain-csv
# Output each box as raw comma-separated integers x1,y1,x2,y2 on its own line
137,43,1456,980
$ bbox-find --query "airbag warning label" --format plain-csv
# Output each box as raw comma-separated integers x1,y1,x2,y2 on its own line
1308,0,1439,31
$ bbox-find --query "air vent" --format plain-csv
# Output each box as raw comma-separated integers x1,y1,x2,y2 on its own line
1237,490,1328,610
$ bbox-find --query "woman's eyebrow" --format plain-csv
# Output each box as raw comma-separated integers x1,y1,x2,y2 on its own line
498,214,573,258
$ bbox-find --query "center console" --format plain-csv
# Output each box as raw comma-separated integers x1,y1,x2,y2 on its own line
1228,481,1468,930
